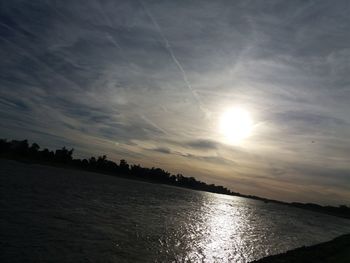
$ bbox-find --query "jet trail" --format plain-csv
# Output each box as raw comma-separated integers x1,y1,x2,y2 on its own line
140,114,169,135
139,0,208,115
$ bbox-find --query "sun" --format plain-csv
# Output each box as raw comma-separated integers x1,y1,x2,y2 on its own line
219,107,253,143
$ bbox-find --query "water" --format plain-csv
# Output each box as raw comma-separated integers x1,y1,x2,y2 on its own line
1,159,350,262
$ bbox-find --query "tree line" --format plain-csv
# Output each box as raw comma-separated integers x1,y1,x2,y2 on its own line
1,138,349,219
0,139,237,196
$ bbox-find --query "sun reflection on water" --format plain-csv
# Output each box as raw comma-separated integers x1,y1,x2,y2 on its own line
185,193,250,263
150,188,350,263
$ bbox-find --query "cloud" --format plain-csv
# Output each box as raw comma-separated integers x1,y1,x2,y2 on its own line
150,147,172,154
180,153,234,165
0,0,350,204
272,111,348,129
186,139,219,150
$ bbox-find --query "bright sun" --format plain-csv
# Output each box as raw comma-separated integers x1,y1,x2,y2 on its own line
220,107,253,143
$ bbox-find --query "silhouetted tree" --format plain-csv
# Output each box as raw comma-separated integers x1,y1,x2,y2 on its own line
55,147,73,163
119,159,129,173
30,143,40,152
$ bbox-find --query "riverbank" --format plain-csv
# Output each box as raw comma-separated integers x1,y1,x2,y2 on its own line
1,138,350,220
1,151,350,220
252,234,350,263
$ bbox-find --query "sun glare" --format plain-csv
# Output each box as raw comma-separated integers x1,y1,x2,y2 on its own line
220,107,253,144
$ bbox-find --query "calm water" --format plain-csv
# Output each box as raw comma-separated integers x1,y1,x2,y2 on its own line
1,159,350,262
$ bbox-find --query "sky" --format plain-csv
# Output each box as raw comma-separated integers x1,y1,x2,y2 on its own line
0,0,349,205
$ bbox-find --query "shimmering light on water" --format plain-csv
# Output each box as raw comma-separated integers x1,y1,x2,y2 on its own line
186,194,248,262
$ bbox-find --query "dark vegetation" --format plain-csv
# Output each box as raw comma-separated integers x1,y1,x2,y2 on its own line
0,139,235,195
1,138,349,219
251,234,350,263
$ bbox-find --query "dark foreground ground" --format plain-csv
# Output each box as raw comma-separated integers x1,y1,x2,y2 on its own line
252,234,350,263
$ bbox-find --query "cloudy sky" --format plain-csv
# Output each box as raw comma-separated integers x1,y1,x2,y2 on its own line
1,0,349,205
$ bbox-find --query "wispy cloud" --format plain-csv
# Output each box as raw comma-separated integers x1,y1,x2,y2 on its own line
186,139,219,150
0,0,349,204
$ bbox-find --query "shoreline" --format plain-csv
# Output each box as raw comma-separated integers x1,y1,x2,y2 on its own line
251,234,350,263
1,156,349,220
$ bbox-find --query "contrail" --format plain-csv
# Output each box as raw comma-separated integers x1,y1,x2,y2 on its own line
94,0,123,51
105,33,122,50
0,33,83,93
140,114,169,135
139,0,208,115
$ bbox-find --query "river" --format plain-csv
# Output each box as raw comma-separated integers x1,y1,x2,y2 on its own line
1,159,350,262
